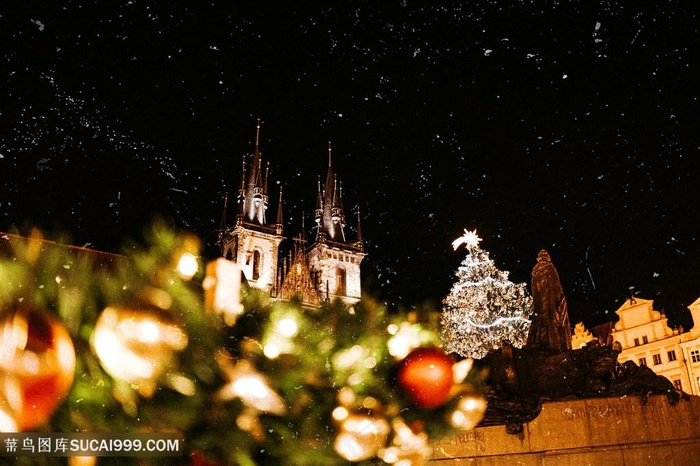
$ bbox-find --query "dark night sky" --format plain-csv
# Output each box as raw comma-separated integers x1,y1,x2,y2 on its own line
2,1,699,329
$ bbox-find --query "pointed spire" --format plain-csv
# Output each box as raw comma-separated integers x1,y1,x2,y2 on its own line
322,141,336,240
315,175,324,241
315,176,323,222
331,174,345,241
244,117,267,225
325,141,334,206
292,213,307,254
239,155,247,194
255,156,264,189
254,116,261,156
237,155,246,222
338,181,345,215
332,174,339,210
248,118,263,189
276,186,284,235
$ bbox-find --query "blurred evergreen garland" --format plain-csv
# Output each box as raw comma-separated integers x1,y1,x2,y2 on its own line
0,220,486,465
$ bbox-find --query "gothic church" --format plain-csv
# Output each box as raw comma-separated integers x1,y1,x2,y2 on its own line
218,120,365,306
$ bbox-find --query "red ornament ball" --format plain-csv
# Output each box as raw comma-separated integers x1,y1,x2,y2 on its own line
397,347,454,409
0,307,76,430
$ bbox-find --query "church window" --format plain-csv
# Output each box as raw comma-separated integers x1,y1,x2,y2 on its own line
252,250,261,281
336,267,346,296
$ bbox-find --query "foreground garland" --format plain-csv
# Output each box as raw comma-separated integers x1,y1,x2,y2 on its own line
0,221,486,465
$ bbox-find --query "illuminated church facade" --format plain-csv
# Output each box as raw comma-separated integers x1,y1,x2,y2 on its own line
217,120,365,307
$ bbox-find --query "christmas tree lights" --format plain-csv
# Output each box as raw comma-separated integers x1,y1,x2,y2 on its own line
441,229,533,359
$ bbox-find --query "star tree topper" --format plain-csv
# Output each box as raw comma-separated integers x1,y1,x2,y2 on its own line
452,229,482,251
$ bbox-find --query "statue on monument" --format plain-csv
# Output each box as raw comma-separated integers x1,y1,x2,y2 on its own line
473,248,686,434
526,249,571,351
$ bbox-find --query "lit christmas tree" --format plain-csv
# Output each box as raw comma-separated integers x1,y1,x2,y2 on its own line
441,229,533,359
0,220,487,466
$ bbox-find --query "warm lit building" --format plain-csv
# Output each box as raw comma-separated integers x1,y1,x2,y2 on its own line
571,322,595,349
217,120,365,307
576,296,700,395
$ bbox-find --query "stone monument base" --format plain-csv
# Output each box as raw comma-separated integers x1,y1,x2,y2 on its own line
431,394,700,465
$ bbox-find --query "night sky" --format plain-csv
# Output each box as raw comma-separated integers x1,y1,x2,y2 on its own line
2,2,699,329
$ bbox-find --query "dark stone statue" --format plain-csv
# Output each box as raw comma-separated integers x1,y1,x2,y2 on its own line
527,249,571,351
471,249,687,434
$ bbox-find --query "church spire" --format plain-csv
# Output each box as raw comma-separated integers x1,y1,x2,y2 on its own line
331,174,345,241
243,118,267,224
276,186,284,235
324,141,334,207
315,175,324,240
263,160,270,204
320,141,345,242
254,116,261,156
355,208,364,251
237,155,246,223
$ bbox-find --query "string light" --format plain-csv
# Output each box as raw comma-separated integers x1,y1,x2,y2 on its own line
176,252,198,279
458,315,530,330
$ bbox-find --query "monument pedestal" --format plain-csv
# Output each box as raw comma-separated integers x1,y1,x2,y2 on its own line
432,394,700,465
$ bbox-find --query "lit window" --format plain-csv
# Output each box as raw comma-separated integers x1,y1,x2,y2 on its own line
691,350,700,363
673,380,682,391
252,250,261,281
336,267,346,296
639,358,647,366
652,354,662,365
668,350,677,362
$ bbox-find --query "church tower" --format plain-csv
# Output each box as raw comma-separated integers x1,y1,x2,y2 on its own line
219,124,364,306
218,118,284,294
307,143,365,304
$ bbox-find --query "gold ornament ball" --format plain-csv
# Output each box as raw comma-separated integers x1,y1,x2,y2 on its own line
334,411,390,462
92,304,187,389
0,306,76,431
448,392,487,430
